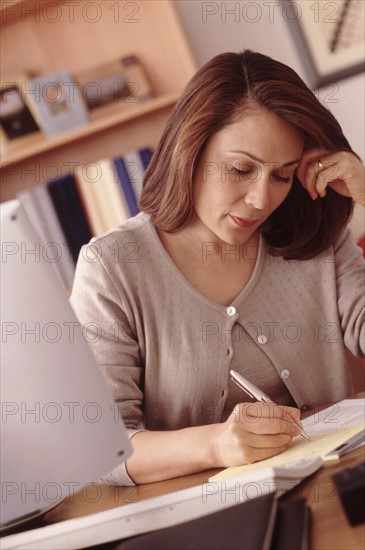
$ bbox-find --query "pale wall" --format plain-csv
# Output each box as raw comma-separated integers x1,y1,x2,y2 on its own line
175,0,364,239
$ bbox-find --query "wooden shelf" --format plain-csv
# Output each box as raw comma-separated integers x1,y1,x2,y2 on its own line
1,92,179,166
0,0,197,200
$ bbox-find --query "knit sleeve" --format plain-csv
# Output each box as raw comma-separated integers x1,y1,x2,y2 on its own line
335,227,365,357
96,429,143,486
70,243,145,434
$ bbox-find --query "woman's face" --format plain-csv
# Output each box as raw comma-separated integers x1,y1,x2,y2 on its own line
191,106,304,245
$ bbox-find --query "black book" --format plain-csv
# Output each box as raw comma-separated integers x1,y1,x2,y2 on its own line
47,174,92,264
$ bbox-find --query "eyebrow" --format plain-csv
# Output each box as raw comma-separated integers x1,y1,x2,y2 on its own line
228,150,300,168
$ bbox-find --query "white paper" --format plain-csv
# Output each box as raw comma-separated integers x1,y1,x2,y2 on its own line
302,398,365,435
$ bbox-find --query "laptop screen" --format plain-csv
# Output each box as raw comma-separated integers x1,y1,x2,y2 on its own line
1,200,132,526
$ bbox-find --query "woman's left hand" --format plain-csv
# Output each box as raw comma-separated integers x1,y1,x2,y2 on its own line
296,149,365,207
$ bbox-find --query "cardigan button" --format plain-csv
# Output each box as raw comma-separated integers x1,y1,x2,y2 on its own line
257,334,267,344
226,306,236,316
280,369,290,380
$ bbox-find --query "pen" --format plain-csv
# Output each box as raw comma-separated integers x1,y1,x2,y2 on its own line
230,369,311,441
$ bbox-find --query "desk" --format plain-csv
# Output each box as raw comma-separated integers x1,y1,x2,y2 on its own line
45,446,365,549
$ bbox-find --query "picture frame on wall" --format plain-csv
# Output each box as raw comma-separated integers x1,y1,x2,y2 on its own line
0,74,44,156
288,0,364,86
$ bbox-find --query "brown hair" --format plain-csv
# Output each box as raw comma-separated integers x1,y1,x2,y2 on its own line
139,50,355,259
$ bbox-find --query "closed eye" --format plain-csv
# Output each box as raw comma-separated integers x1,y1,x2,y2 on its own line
272,174,292,183
227,164,293,184
232,167,251,176
228,165,259,180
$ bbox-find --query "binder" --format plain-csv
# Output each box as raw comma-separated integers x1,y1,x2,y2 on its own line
46,174,92,263
113,157,139,216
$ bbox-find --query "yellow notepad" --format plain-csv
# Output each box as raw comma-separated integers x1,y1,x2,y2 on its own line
209,423,364,482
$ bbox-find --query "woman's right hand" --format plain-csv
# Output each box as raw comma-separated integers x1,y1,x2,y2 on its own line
117,402,304,484
210,401,303,467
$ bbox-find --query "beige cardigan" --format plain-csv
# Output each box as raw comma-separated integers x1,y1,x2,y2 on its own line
70,213,365,483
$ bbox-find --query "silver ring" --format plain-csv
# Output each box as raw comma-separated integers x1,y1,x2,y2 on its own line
318,160,325,171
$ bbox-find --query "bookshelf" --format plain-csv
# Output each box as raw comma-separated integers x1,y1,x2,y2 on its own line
0,0,197,201
2,93,180,165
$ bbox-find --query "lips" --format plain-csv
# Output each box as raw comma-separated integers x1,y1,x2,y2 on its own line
229,215,260,228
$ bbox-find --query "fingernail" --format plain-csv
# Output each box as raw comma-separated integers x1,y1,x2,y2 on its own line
291,425,301,435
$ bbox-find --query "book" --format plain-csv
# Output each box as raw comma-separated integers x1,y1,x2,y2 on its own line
74,164,108,237
17,186,75,290
40,146,152,248
97,158,131,230
25,70,89,138
73,148,154,237
76,159,130,236
46,174,93,264
113,156,139,216
122,147,153,202
139,146,154,170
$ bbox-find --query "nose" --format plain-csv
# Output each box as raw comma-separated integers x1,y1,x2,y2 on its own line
244,170,270,211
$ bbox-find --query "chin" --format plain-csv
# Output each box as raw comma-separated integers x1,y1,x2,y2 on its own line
221,228,257,246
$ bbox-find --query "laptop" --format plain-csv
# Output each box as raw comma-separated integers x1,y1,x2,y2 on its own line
0,200,132,527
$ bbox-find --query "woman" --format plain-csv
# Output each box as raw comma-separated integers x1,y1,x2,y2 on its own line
71,50,364,485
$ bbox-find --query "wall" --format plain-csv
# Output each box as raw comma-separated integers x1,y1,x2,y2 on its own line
175,0,364,239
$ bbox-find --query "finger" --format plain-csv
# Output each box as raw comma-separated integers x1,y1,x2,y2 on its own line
234,403,303,434
296,148,329,187
298,159,325,199
255,417,303,437
239,402,302,422
316,161,354,198
235,411,303,437
315,160,351,197
242,431,294,449
281,407,305,434
242,444,291,464
239,401,280,420
303,158,340,199
315,166,334,198
282,405,302,422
